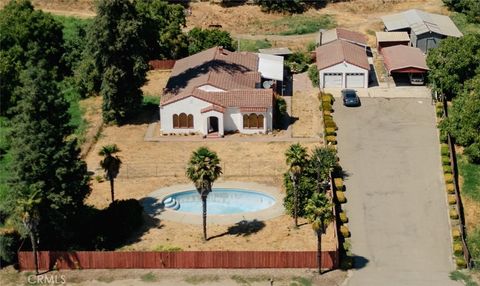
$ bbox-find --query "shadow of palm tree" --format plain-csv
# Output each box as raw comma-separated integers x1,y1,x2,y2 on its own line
208,219,266,240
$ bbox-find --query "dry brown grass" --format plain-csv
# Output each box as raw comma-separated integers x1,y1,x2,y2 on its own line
141,70,171,97
291,90,322,138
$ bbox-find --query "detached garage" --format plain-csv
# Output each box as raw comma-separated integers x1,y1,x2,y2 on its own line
382,45,429,85
316,40,370,89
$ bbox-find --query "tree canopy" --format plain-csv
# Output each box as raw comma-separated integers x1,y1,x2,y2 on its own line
440,75,480,163
135,0,188,60
443,0,480,23
2,63,91,250
187,27,235,55
0,0,64,115
85,0,149,123
426,34,480,98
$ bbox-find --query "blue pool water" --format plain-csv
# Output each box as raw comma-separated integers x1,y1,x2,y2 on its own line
163,188,276,215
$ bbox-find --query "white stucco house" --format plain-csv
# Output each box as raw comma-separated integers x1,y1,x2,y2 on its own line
159,47,283,137
316,39,370,89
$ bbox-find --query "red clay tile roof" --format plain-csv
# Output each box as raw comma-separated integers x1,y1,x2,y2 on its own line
316,40,370,71
335,28,368,46
162,47,273,109
382,45,429,74
201,105,226,114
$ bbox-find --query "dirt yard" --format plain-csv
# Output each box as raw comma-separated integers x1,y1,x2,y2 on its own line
5,0,448,51
291,86,322,138
141,70,171,97
0,267,348,286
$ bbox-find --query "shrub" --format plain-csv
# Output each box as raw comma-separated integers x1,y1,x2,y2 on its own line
339,211,348,223
334,177,343,189
0,232,20,265
441,144,449,156
445,173,454,184
452,228,461,240
322,101,332,112
450,208,459,219
323,110,331,117
443,165,452,173
325,127,336,136
308,64,319,87
456,257,467,268
340,225,351,238
93,199,144,249
448,194,457,205
321,93,334,104
439,130,448,143
324,120,337,130
453,242,463,256
336,191,346,203
442,156,450,165
340,255,353,270
446,183,455,194
436,106,444,117
326,135,337,145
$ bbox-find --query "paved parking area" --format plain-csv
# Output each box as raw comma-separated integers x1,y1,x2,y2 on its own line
334,98,460,286
324,86,431,98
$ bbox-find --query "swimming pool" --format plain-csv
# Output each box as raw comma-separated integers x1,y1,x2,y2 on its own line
163,188,276,215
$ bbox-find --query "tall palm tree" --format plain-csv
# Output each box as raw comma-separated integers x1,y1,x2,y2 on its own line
305,192,334,275
16,190,42,275
99,144,122,203
186,147,222,241
285,143,308,227
311,147,337,193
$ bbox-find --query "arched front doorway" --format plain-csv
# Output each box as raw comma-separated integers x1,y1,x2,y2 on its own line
208,116,219,134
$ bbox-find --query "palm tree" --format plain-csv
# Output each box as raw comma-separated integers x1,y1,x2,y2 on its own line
305,192,334,275
311,147,337,193
186,147,222,241
16,191,42,275
285,143,308,227
99,144,122,203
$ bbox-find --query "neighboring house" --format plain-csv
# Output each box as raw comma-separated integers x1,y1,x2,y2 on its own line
381,9,463,53
160,46,283,137
376,31,411,53
258,47,293,57
316,40,370,89
382,45,429,77
318,28,368,49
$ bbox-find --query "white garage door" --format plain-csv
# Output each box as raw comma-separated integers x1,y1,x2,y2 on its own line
323,73,343,88
346,73,365,88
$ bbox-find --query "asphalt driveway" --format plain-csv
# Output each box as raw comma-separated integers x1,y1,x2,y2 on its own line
334,98,460,286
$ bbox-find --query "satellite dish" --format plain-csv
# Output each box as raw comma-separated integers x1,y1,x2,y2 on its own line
262,80,273,89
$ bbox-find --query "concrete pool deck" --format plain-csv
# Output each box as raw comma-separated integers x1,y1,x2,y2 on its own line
141,182,285,225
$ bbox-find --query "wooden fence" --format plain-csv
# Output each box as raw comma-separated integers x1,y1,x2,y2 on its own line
18,251,339,270
149,60,176,70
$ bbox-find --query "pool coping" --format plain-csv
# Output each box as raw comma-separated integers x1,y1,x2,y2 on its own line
141,181,285,225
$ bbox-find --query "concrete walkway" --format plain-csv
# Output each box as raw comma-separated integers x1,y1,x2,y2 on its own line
334,98,460,286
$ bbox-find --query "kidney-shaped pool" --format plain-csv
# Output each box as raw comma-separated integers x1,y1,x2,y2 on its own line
163,188,276,215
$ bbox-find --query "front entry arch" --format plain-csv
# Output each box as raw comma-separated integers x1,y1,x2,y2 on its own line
208,116,219,133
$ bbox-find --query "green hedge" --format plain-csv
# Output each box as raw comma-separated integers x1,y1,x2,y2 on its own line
443,165,452,173
322,101,332,112
325,127,336,136
339,211,348,223
441,144,449,156
442,156,451,165
452,228,461,240
324,120,338,130
334,177,343,190
453,242,463,256
456,257,467,268
321,93,334,104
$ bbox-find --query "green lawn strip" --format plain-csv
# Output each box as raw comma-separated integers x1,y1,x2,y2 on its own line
52,14,92,40
272,14,335,36
458,154,480,268
451,12,480,35
238,39,272,52
450,270,478,286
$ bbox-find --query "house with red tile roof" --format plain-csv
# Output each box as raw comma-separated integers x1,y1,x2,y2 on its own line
316,40,370,89
160,47,283,137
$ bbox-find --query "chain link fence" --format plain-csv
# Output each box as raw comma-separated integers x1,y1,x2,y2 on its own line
115,161,286,179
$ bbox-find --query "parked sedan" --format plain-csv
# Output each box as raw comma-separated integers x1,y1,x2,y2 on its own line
341,89,361,107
